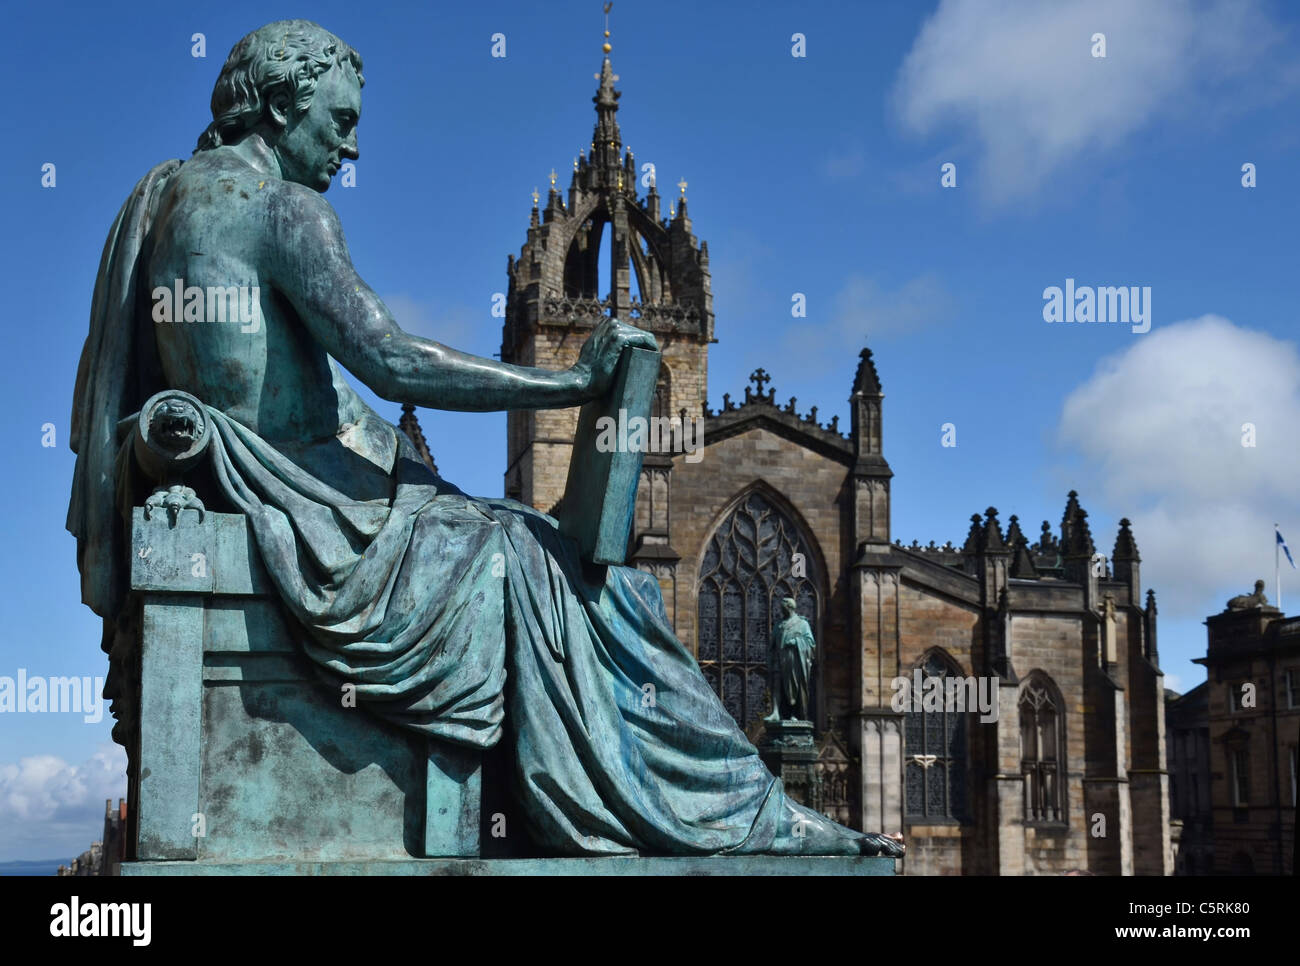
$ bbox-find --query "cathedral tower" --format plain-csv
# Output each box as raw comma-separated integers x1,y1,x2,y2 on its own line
500,35,714,511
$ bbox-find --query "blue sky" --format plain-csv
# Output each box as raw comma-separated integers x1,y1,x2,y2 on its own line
2,0,1298,860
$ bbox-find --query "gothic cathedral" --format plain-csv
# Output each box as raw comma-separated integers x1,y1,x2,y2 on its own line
482,46,1172,875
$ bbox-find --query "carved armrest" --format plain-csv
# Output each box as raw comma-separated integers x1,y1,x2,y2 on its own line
131,390,212,526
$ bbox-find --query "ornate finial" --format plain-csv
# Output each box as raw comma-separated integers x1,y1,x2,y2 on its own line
573,157,579,172
669,202,676,218
549,169,557,189
531,187,539,206
677,177,688,198
749,368,771,395
852,345,882,394
399,403,439,474
603,2,613,54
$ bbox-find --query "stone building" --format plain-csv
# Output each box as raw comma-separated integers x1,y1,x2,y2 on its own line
410,42,1173,875
57,798,126,877
1182,588,1299,874
1166,682,1214,874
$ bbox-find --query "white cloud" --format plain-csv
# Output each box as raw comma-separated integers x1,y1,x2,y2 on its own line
0,744,126,860
1056,315,1300,617
893,0,1283,205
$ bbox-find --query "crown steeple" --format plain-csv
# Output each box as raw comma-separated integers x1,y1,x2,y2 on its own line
499,10,714,511
591,55,622,176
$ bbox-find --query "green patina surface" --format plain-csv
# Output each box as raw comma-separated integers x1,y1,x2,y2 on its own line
121,857,897,876
69,19,904,868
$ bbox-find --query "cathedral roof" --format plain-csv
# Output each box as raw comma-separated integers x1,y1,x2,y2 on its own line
702,368,855,464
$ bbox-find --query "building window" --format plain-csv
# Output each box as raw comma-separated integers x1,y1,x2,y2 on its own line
1286,670,1299,710
1230,748,1250,806
1020,676,1064,822
696,490,820,732
903,652,968,822
1290,746,1297,808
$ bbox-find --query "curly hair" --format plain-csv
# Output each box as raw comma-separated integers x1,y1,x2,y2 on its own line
195,20,364,152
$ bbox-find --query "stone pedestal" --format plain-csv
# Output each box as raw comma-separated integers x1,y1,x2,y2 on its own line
758,719,818,806
129,508,481,865
121,856,896,876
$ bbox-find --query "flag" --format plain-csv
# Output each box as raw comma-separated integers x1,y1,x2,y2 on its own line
1277,528,1296,569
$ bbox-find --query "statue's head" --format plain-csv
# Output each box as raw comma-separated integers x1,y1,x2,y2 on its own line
781,597,797,616
196,20,364,192
1255,579,1266,593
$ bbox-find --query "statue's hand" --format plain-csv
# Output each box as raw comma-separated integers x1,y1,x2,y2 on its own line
572,317,659,399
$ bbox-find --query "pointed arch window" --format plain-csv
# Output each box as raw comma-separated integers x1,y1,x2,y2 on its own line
903,652,969,821
1020,675,1065,823
696,490,820,731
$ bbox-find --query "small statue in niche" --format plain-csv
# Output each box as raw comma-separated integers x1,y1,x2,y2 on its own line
765,597,816,722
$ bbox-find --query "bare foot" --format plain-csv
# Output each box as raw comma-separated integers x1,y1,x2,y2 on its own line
859,832,905,857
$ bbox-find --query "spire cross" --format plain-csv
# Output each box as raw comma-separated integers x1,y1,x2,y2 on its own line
549,169,557,189
677,177,688,198
531,187,539,206
749,368,771,395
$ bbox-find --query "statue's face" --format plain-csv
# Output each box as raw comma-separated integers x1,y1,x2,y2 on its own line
274,62,360,192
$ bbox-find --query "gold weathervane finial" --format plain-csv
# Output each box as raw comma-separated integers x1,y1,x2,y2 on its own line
532,187,539,206
678,177,688,199
603,3,613,54
549,169,558,189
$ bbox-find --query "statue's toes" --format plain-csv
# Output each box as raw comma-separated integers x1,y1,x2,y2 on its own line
858,832,905,857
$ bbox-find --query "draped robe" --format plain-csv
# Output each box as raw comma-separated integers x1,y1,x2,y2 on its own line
68,162,897,857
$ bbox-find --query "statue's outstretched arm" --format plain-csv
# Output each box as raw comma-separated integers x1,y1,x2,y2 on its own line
268,187,653,411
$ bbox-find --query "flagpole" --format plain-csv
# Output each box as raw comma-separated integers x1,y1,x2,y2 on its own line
1276,523,1282,611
